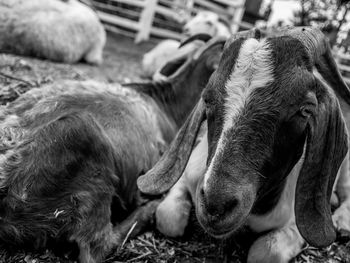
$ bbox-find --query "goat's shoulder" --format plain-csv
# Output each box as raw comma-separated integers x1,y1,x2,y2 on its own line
2,111,117,198
0,110,118,247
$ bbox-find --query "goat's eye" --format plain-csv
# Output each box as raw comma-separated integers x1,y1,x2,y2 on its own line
299,105,314,118
299,92,317,118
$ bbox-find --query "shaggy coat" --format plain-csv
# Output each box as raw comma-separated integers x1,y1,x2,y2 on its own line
0,35,225,263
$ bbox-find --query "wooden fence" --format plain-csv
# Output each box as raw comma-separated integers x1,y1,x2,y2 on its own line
334,51,350,84
90,0,247,42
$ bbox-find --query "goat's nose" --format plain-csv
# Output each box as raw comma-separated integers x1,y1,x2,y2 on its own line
183,26,190,35
199,187,238,218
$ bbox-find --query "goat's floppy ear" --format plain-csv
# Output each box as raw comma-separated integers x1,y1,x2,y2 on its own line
137,99,206,195
295,86,348,247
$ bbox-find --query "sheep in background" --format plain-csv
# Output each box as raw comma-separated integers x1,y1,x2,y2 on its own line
141,39,180,79
183,11,231,38
0,0,106,64
141,11,231,79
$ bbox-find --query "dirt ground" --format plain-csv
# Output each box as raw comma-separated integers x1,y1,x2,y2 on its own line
0,32,349,263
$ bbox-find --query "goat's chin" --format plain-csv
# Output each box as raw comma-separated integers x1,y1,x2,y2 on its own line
202,226,237,239
195,207,249,239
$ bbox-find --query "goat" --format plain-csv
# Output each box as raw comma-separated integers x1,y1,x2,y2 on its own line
0,35,225,263
0,0,106,64
138,27,350,263
141,11,231,79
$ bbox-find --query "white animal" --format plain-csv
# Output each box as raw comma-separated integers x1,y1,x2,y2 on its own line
141,11,231,79
0,0,106,64
141,40,180,79
138,27,350,263
183,11,231,38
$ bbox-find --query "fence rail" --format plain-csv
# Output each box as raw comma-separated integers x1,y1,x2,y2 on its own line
334,51,350,84
90,0,247,42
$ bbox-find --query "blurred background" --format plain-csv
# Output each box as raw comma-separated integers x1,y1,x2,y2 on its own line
89,0,350,81
89,0,347,44
1,1,350,262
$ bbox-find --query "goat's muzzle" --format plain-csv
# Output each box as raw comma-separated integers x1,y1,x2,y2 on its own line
195,174,257,238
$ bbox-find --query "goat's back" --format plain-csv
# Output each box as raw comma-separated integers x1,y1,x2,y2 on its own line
0,80,176,247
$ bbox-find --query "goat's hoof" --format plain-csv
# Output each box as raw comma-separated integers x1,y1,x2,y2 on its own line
248,243,289,263
156,198,191,237
248,253,286,263
333,204,350,236
139,199,161,222
247,229,302,263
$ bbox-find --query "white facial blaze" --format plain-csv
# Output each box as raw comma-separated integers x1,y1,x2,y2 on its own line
203,38,274,189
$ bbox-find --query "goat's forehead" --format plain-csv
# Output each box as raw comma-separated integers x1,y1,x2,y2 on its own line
205,36,311,99
203,36,314,128
222,38,274,128
203,37,312,187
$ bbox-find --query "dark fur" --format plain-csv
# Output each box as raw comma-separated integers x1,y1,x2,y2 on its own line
0,36,223,262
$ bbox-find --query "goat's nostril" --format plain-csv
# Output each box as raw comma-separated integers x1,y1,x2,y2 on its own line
205,197,239,218
199,186,240,218
224,198,238,213
200,187,205,197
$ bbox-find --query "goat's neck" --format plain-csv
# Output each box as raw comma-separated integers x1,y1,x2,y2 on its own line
125,81,187,127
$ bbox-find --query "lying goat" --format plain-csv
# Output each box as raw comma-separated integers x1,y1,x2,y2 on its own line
142,11,231,79
0,35,225,263
0,0,105,64
138,27,350,262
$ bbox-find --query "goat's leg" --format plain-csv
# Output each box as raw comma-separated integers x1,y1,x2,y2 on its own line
69,191,118,263
247,221,304,263
156,176,193,237
77,222,119,263
113,199,161,241
84,29,105,65
71,193,159,263
156,125,208,237
84,40,104,65
333,152,350,235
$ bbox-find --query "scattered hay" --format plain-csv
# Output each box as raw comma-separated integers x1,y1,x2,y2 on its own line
0,32,349,263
